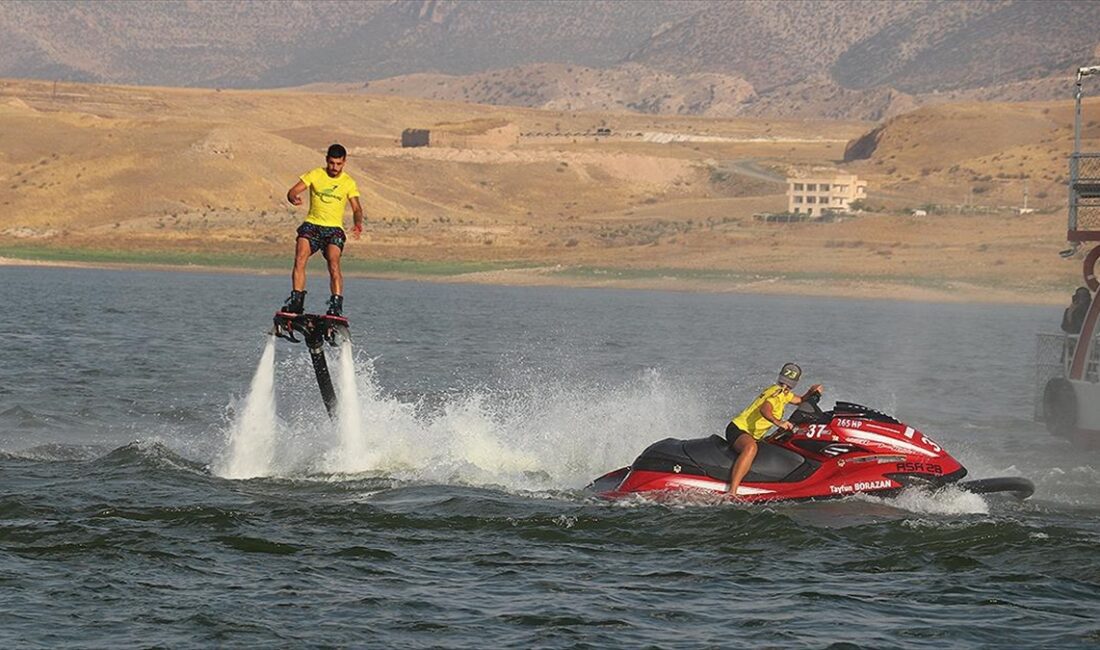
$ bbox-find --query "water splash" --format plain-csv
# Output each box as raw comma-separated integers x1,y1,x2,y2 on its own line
275,354,705,490
325,339,370,473
213,334,703,487
214,337,278,479
861,484,990,516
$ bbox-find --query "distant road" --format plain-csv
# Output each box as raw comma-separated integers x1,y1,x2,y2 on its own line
716,159,787,185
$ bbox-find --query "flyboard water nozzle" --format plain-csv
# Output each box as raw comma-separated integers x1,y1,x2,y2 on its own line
271,313,351,419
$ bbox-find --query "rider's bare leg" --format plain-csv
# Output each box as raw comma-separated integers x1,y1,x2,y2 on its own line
292,237,312,291
324,244,343,297
728,433,758,496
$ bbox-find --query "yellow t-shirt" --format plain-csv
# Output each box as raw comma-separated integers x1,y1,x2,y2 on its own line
300,167,360,228
732,384,796,440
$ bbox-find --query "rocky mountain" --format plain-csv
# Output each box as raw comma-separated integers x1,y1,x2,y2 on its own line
315,62,757,117
0,0,696,85
0,0,1096,119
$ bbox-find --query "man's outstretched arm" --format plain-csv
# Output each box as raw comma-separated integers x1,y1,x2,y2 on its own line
790,384,824,405
349,196,364,239
287,180,307,206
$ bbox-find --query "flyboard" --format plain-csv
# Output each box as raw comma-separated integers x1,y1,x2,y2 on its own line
270,311,350,419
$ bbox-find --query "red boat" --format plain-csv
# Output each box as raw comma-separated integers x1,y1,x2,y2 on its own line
588,393,1033,502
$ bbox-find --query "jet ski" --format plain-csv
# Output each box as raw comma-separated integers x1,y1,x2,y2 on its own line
587,392,1034,502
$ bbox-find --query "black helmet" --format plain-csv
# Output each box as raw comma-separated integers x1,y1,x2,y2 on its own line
777,363,802,388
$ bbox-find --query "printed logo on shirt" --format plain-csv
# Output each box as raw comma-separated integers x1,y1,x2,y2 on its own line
317,185,341,203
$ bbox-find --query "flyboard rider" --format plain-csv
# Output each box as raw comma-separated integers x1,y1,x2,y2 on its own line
280,143,365,318
726,363,823,497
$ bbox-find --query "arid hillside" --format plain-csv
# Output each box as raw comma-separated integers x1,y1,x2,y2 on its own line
844,98,1100,207
0,1,695,85
2,1,1096,120
307,63,757,118
0,78,1089,303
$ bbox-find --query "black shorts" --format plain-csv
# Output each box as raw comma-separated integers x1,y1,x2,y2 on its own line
725,421,748,444
296,222,346,254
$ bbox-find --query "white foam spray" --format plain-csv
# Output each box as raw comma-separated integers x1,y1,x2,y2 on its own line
273,350,708,490
858,484,990,516
324,339,371,473
211,330,712,489
214,336,278,479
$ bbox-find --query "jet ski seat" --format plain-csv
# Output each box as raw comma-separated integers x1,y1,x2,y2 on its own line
682,435,813,483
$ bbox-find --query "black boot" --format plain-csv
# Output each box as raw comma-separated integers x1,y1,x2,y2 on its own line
281,290,306,315
326,294,343,317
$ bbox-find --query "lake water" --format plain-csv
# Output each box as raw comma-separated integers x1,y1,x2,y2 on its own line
2,266,1098,647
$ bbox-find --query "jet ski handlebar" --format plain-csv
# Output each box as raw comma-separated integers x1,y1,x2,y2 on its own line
787,389,827,428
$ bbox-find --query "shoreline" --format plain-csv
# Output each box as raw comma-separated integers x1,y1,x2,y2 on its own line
0,255,1067,306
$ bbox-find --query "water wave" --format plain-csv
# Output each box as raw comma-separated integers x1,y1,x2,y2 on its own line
93,440,208,475
1,442,109,462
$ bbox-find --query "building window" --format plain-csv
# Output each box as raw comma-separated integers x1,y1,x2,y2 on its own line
806,184,816,191
807,196,816,204
793,207,800,214
793,183,803,191
794,196,803,203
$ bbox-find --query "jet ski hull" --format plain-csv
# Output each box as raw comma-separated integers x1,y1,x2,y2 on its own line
587,398,1033,503
591,465,952,502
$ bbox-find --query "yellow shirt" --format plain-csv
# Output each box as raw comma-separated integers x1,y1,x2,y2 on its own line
300,168,360,228
732,384,796,440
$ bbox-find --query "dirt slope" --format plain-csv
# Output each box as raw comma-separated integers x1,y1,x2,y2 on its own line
0,77,1087,302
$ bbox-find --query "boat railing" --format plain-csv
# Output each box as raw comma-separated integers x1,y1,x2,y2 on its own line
1070,153,1100,237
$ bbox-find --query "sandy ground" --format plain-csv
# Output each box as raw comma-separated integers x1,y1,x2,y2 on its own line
0,78,1093,307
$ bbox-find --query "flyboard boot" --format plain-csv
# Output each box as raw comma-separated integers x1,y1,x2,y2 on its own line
326,294,343,318
279,289,306,315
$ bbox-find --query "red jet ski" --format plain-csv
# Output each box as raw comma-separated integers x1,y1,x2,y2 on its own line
588,393,1034,502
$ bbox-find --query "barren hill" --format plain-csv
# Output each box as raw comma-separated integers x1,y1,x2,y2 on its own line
1,0,1096,120
309,63,757,117
0,78,1087,302
0,0,695,85
843,98,1100,207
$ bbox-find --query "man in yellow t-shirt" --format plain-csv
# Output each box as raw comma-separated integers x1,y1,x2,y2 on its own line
279,143,365,318
725,363,823,497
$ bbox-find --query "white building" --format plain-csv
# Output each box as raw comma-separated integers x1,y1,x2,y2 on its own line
787,173,867,217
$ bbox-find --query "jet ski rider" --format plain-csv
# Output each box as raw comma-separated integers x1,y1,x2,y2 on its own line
726,363,823,497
